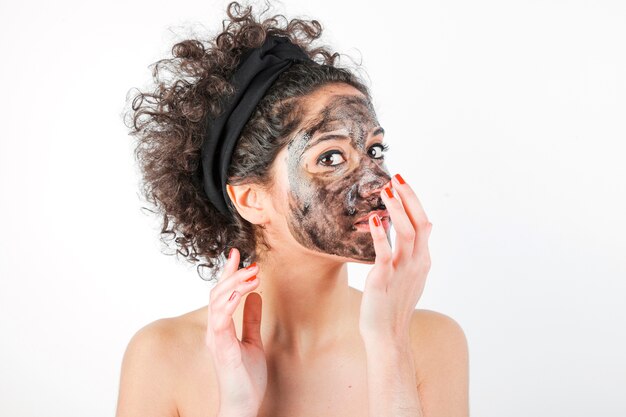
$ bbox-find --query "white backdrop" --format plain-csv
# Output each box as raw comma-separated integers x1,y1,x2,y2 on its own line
1,0,625,416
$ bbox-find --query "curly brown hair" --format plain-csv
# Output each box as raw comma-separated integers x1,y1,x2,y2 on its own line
123,0,372,282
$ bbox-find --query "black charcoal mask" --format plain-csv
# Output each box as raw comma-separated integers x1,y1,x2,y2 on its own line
285,94,392,262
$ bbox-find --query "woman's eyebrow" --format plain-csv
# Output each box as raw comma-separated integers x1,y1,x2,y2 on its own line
304,134,350,152
303,127,385,154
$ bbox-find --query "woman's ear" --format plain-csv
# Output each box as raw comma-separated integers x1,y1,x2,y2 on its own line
225,183,269,225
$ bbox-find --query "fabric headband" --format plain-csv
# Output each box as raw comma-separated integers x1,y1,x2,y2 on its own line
200,34,315,217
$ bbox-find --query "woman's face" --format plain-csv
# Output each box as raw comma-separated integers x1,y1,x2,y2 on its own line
271,83,392,263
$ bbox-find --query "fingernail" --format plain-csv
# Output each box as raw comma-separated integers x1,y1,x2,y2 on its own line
245,262,257,270
228,248,234,259
372,214,381,227
245,275,257,282
394,173,405,185
384,187,394,198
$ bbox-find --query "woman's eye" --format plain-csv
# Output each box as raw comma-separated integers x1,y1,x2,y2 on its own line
368,143,390,159
317,150,345,167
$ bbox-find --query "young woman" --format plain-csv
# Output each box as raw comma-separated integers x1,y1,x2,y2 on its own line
117,2,469,416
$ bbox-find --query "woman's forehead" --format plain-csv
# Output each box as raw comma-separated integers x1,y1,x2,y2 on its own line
302,93,378,133
288,93,380,151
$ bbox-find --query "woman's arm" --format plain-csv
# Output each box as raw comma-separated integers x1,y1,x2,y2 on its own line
363,310,470,417
363,336,422,417
359,176,469,416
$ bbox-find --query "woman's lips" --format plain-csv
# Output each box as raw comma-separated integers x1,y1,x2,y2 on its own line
354,215,391,232
354,210,389,225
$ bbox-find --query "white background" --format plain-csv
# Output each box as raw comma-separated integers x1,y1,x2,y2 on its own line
1,0,625,416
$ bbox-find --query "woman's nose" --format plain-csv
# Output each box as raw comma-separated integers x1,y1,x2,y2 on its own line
357,170,390,199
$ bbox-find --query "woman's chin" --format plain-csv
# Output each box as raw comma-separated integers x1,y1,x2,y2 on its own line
348,256,376,265
337,246,377,264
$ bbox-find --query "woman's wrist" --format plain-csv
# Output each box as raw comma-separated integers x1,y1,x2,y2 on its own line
217,403,259,417
362,336,422,417
217,411,257,417
363,337,416,375
361,331,412,354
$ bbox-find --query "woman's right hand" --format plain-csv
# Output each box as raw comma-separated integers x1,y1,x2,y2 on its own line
205,248,267,417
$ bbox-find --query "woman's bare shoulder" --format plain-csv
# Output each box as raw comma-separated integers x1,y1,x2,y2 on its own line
409,309,467,358
116,315,191,417
139,306,210,355
123,307,208,368
410,309,466,336
409,308,469,410
117,307,215,417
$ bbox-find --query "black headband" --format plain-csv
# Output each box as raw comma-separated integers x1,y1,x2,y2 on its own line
200,34,315,217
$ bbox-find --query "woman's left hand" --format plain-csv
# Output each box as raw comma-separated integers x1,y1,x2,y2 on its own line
359,173,433,344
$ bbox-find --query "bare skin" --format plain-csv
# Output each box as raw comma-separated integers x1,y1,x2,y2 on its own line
149,292,460,417
175,288,368,417
115,83,469,417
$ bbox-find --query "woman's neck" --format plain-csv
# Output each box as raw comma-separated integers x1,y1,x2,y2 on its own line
245,249,358,361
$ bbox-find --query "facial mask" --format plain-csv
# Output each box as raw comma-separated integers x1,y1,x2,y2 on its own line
285,94,392,261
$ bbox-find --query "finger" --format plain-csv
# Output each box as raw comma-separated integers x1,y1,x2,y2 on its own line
206,248,239,342
380,184,415,261
220,247,240,282
208,247,241,309
390,173,430,227
365,213,393,290
241,292,263,348
390,174,432,256
211,262,259,301
369,213,393,267
208,300,240,366
224,265,261,311
207,266,261,351
208,253,258,337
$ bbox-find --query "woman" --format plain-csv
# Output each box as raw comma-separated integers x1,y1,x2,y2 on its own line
117,2,469,416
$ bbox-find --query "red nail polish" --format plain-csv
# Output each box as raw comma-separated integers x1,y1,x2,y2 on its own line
372,215,381,227
245,262,257,270
245,275,257,282
384,187,394,198
228,248,234,259
394,173,405,185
